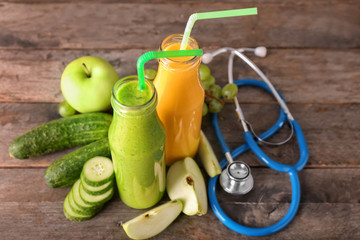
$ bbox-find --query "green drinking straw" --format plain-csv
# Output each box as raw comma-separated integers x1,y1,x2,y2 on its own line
137,49,203,90
180,8,258,50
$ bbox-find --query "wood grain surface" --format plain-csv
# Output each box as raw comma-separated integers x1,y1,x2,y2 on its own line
1,102,359,168
0,0,359,239
1,168,359,240
0,1,359,50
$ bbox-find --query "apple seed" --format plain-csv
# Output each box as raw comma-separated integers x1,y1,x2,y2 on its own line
186,176,194,186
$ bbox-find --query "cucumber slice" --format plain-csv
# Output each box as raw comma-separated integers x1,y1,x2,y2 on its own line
72,179,103,214
82,157,114,187
63,194,92,221
67,188,85,215
81,172,114,195
79,181,114,205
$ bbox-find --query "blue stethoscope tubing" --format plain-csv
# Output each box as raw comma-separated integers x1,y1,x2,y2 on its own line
208,78,309,237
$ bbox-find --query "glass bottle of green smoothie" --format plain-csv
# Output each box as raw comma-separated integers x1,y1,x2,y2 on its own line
109,76,166,209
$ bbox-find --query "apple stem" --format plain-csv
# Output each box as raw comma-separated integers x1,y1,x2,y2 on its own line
82,63,91,77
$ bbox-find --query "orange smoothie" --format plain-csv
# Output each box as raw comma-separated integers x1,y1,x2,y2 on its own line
154,34,204,166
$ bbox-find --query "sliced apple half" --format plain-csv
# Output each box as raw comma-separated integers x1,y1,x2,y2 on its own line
198,130,222,177
166,157,208,216
122,200,183,240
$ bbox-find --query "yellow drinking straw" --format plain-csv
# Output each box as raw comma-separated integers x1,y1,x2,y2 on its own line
180,8,258,50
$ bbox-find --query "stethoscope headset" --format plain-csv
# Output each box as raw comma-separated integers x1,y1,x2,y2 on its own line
202,46,309,236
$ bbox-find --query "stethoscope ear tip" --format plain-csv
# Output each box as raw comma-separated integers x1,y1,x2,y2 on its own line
254,46,267,57
202,53,213,64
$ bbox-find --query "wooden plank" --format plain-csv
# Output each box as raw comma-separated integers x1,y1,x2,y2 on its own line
0,2,359,50
1,201,358,240
1,102,359,168
0,49,359,103
2,0,333,3
0,168,359,239
1,168,359,203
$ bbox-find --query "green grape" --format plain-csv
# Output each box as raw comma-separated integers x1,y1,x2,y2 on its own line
208,99,224,113
199,64,211,81
201,75,215,92
222,83,238,100
58,100,76,117
144,68,157,81
206,84,222,103
209,84,222,99
202,103,209,117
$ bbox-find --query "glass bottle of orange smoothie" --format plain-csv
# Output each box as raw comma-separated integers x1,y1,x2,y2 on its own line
153,34,204,166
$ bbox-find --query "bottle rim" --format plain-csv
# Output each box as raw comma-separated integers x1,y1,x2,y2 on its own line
159,34,201,66
111,77,157,113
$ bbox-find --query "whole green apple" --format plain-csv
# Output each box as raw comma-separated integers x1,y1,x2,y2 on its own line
61,56,119,113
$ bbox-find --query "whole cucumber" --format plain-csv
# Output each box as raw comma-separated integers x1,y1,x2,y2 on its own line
9,112,112,159
44,138,111,188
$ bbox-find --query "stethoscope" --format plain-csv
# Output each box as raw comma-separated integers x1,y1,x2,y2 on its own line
202,47,309,236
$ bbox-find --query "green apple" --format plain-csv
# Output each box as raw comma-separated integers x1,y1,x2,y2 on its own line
61,56,119,113
166,157,208,216
198,130,222,177
122,200,183,240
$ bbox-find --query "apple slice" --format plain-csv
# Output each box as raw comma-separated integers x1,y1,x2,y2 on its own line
198,130,222,177
122,200,183,240
166,157,208,216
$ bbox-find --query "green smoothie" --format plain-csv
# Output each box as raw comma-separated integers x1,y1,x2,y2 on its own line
109,77,166,209
116,81,153,107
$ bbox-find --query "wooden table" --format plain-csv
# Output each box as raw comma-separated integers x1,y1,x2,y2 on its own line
1,1,359,239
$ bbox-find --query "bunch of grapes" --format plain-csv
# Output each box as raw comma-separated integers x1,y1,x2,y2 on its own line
199,64,238,116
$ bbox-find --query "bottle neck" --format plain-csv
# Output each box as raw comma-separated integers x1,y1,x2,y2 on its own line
111,77,158,117
159,34,201,72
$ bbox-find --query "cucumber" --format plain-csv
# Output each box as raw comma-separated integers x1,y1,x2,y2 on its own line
81,173,114,195
71,179,103,215
79,182,114,205
63,194,93,221
81,157,114,187
9,112,112,159
44,138,111,188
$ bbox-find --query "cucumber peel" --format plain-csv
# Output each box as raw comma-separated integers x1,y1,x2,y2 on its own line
79,182,114,205
63,194,93,221
9,112,112,159
71,179,103,214
81,173,114,195
44,138,111,188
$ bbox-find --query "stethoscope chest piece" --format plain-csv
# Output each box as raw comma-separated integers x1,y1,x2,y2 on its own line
220,161,254,195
